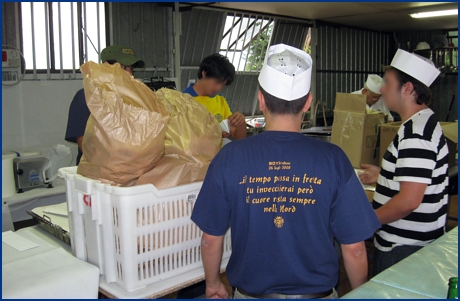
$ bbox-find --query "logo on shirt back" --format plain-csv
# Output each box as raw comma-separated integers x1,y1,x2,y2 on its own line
274,216,284,228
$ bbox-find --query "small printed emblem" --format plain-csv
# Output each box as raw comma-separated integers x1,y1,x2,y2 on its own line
274,216,284,228
186,193,197,203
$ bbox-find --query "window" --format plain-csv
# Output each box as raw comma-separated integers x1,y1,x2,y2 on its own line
220,14,274,72
303,27,312,54
21,2,106,73
447,30,458,47
446,30,458,69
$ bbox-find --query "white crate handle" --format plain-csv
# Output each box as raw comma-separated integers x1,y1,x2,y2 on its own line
93,191,102,225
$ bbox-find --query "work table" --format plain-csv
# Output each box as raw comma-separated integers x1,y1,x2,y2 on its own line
342,227,458,299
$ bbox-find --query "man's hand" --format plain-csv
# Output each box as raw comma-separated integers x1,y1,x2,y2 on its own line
359,164,381,185
228,112,245,127
228,113,247,140
222,127,236,139
206,281,228,299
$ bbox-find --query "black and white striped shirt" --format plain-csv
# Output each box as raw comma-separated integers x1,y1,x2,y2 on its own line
373,108,449,251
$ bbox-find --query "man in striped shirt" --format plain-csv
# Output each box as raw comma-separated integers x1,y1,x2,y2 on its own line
360,49,448,275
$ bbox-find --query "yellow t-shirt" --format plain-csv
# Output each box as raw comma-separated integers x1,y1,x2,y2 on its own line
183,84,232,122
193,95,233,123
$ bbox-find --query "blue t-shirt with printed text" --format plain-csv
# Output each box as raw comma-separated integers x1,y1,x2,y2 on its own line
191,131,380,295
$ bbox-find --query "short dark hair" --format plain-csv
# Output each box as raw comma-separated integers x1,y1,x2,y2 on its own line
389,67,433,106
259,85,309,115
197,54,235,85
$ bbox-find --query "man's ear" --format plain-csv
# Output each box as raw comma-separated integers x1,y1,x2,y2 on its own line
362,88,368,95
302,93,313,113
258,90,266,112
201,71,206,78
403,81,415,96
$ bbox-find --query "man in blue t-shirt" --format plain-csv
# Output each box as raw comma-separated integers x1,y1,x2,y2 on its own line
191,44,381,299
65,45,145,165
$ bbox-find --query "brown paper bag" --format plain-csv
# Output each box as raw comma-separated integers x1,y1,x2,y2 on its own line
134,88,221,189
77,62,169,186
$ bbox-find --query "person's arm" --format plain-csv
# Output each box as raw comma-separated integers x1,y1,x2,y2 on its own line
233,123,247,140
201,233,228,299
359,164,381,185
341,241,368,289
228,112,246,140
375,181,427,225
76,136,84,153
65,89,90,149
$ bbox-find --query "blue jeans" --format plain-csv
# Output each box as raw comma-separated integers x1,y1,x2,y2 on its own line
373,245,423,276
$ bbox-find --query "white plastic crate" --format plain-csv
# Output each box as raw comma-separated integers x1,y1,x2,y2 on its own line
59,167,232,292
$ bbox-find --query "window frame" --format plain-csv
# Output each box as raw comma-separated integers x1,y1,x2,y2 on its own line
219,12,275,73
19,2,110,74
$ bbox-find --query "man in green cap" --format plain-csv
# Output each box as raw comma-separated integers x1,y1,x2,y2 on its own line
65,45,145,165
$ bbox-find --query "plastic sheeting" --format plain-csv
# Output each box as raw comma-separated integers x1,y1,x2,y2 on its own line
342,227,458,299
342,280,432,299
371,228,458,299
134,88,221,189
78,62,170,186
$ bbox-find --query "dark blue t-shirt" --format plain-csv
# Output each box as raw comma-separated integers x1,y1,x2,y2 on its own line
191,131,380,295
65,88,90,165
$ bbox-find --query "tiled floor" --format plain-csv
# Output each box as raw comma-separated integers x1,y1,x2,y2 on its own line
161,195,458,299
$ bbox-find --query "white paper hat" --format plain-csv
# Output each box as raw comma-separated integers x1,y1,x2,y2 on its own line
365,74,383,94
258,44,313,101
390,49,440,87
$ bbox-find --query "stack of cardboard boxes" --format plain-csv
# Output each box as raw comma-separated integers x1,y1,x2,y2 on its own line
379,121,458,168
331,92,458,169
331,93,385,168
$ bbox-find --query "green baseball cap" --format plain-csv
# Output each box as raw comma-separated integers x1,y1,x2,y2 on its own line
100,45,145,68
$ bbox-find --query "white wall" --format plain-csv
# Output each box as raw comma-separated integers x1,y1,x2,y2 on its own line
2,80,84,165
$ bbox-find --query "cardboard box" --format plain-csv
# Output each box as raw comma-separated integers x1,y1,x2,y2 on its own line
378,121,458,168
378,122,402,165
331,93,385,168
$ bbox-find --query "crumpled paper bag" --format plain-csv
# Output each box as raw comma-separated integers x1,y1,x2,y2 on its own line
134,88,221,189
77,62,169,186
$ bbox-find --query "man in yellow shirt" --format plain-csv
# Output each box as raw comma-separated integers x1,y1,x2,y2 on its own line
183,53,246,140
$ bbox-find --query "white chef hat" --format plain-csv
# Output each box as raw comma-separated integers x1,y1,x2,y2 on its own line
258,44,313,101
365,74,383,94
390,49,440,87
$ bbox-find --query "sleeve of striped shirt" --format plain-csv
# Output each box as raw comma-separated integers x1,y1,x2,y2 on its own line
394,137,437,184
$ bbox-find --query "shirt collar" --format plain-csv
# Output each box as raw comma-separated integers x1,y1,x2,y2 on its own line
183,83,199,97
182,83,219,98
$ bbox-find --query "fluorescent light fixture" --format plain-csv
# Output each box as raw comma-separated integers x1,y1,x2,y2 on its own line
410,9,458,18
